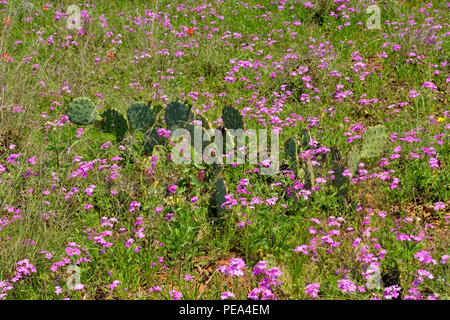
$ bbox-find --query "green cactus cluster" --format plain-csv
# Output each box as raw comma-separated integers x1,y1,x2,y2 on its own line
67,98,387,199
67,97,158,138
66,97,195,153
66,97,222,169
67,97,388,207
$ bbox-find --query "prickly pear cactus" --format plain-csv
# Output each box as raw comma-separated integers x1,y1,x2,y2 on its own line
285,137,299,172
330,146,348,197
164,100,192,130
195,115,212,130
332,161,348,197
191,118,223,153
143,128,166,155
284,137,298,170
100,109,128,140
222,106,244,131
215,177,228,213
299,128,311,149
347,147,361,174
330,145,342,162
145,100,164,116
210,163,224,178
304,157,315,189
67,97,99,125
298,129,315,188
186,116,213,151
284,136,311,184
127,102,155,133
223,127,239,156
360,125,388,158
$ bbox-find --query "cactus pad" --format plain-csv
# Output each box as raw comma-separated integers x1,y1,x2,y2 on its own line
332,162,348,197
215,177,228,213
347,147,361,173
304,157,315,189
285,137,299,172
143,128,166,155
360,125,388,158
164,100,192,130
299,128,311,149
67,97,99,125
127,102,155,133
195,115,212,130
222,106,244,131
328,146,349,196
100,109,128,140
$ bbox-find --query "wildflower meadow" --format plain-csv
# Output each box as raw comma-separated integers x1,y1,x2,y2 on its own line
0,0,448,302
